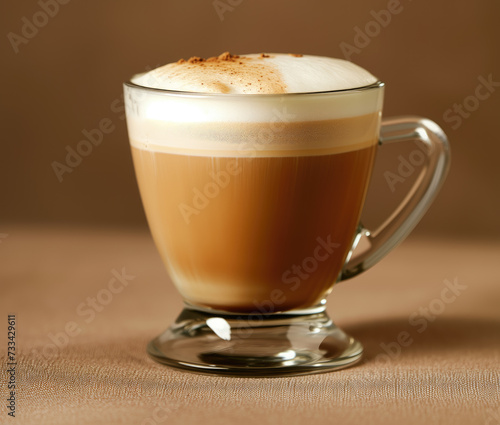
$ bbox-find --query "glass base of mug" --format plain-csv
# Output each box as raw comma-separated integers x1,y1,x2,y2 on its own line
147,306,363,377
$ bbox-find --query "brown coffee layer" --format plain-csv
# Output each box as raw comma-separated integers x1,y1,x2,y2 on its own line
132,144,377,312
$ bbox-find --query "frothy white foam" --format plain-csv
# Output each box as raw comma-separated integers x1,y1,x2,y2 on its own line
125,54,383,156
133,53,378,94
269,54,378,93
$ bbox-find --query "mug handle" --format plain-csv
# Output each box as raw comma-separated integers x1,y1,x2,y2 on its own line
340,116,450,281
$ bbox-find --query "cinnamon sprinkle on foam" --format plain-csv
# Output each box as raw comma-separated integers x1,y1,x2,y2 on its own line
135,53,378,94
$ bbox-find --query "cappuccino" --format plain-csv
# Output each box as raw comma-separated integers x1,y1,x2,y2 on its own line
126,53,383,312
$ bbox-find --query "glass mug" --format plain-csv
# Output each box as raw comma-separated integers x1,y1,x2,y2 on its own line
124,78,449,376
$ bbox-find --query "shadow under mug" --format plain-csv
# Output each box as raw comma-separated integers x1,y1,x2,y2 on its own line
124,80,450,376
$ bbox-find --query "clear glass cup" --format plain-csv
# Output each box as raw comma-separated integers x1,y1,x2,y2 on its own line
124,78,449,376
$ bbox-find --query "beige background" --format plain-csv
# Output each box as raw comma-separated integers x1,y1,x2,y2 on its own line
2,0,500,238
1,227,499,425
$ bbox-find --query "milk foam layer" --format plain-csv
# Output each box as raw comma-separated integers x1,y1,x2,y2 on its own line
133,53,378,94
125,54,384,156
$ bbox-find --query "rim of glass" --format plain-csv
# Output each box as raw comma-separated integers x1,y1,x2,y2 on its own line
124,79,384,98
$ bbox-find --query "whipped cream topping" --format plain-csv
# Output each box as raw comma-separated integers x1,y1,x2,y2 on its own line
132,53,378,94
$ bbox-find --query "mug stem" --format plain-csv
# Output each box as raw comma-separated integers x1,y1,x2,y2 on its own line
147,306,363,376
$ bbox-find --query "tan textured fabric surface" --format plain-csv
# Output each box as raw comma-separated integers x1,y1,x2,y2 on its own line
1,225,499,425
